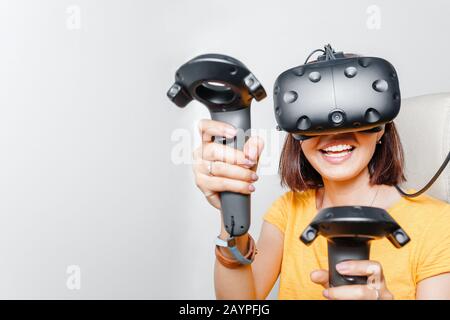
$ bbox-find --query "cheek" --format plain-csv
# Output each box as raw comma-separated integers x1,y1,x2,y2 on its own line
349,144,376,169
300,141,320,165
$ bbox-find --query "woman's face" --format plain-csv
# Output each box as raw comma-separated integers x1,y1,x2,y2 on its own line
300,129,384,182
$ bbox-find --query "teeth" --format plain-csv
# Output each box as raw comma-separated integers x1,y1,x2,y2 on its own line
322,144,353,152
323,150,352,157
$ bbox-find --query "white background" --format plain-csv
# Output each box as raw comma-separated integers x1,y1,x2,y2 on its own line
0,0,449,299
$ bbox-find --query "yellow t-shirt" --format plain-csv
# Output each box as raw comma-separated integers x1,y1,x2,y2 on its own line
263,188,450,300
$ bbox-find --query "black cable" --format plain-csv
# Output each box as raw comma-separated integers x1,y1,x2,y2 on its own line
395,150,450,197
304,44,338,64
304,49,325,64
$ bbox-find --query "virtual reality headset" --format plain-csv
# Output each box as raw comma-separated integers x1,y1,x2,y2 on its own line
273,45,401,140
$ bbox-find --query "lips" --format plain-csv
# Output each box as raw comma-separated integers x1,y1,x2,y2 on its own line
320,144,355,154
315,132,358,164
319,139,356,149
318,141,357,164
320,147,355,164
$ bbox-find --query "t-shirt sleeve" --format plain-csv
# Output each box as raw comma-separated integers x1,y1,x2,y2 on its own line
415,206,450,283
263,192,290,234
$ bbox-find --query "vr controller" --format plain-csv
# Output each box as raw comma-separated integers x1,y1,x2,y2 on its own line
167,54,266,236
300,206,410,287
274,44,401,141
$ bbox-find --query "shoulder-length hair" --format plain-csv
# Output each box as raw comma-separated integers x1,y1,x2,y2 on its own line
279,121,407,192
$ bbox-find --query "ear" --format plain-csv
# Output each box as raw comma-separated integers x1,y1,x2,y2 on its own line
376,128,385,141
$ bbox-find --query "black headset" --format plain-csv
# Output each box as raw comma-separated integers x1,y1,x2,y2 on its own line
273,44,399,140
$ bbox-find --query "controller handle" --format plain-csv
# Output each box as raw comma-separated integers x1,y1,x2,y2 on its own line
167,54,266,236
210,108,251,236
328,238,370,287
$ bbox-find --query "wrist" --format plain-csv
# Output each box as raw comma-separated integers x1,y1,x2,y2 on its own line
215,233,257,268
218,231,249,257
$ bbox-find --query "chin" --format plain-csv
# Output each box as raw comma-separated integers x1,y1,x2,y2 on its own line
320,169,360,181
315,161,365,182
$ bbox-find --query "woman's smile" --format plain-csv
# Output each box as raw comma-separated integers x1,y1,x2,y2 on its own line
319,143,356,164
316,134,358,165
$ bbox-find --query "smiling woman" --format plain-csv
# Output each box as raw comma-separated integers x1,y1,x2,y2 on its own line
188,43,450,299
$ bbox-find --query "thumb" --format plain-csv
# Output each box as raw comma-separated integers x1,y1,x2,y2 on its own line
310,269,330,289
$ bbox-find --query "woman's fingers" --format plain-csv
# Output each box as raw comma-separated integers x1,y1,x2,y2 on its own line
310,269,329,289
197,119,237,142
336,260,387,294
200,160,258,182
323,285,380,300
193,120,264,209
336,260,383,278
320,260,393,300
195,173,256,195
201,142,255,167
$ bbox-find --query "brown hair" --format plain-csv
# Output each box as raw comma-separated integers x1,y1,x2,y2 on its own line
279,122,407,192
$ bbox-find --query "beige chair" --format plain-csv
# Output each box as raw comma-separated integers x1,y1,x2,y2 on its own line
394,93,450,203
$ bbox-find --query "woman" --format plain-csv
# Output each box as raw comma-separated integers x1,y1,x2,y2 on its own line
192,119,450,300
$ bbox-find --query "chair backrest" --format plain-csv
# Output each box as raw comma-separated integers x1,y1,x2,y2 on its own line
394,93,450,203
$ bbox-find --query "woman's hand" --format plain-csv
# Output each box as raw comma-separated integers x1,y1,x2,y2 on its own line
311,260,394,300
192,119,264,209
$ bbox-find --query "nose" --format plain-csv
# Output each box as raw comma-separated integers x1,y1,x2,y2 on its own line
323,132,356,141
